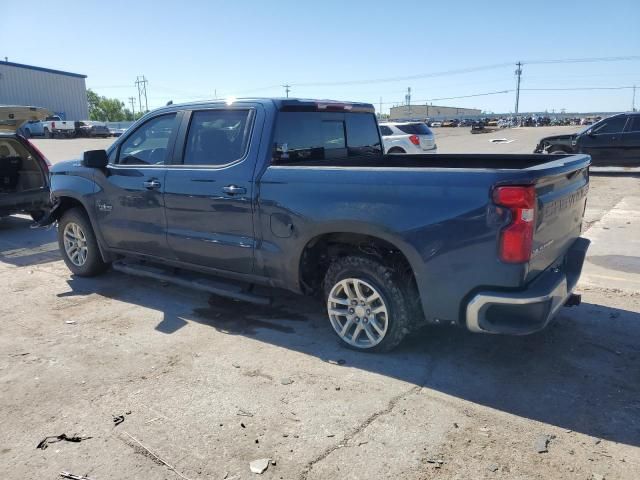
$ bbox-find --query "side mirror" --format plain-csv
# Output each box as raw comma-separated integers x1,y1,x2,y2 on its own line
82,149,109,168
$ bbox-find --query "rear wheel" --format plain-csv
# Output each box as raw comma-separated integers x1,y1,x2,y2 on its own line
44,128,51,139
57,207,109,276
323,256,412,352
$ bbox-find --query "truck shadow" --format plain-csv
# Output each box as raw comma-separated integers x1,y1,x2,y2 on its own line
62,271,640,448
0,216,59,266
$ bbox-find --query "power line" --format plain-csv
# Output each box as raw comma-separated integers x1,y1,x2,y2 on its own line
522,55,640,65
291,63,513,87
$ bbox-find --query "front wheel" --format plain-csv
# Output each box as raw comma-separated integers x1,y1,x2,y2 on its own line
57,207,109,276
323,256,412,352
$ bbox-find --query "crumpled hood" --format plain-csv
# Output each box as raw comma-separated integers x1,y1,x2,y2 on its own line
0,106,50,133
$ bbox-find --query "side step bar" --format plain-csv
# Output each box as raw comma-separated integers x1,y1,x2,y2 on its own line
112,260,271,305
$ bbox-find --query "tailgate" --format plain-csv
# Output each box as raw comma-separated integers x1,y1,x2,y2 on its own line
528,165,589,279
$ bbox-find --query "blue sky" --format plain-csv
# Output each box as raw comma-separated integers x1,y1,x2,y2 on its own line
5,0,640,114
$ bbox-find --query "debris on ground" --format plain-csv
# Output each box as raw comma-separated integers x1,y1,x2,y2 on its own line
113,415,125,426
59,472,94,480
280,378,293,385
270,460,276,466
488,463,499,472
327,359,346,365
249,458,271,474
592,474,605,480
232,363,241,368
535,434,552,453
122,431,193,480
37,434,92,450
237,409,254,417
65,320,76,325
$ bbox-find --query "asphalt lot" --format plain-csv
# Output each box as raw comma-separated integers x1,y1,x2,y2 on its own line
2,129,639,479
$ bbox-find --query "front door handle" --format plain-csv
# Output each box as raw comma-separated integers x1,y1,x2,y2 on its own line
222,185,247,196
143,179,161,190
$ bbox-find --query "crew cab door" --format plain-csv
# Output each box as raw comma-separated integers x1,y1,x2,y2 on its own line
93,112,180,259
578,115,628,165
163,105,262,274
620,115,640,165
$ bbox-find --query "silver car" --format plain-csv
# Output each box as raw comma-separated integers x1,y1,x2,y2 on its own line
379,122,437,154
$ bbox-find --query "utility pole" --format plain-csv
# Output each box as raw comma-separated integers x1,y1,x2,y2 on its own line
405,87,412,118
135,75,149,113
128,97,136,118
633,85,637,112
514,61,523,116
282,84,291,98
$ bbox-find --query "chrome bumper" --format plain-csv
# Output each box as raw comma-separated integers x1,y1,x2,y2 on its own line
465,237,590,335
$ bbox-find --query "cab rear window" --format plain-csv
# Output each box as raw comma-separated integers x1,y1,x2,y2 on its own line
273,112,381,163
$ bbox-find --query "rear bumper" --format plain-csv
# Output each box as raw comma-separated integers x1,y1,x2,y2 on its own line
465,237,590,335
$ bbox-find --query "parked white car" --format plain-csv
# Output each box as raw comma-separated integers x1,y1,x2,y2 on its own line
379,122,437,154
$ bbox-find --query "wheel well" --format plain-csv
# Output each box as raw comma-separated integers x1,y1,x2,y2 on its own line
299,233,417,295
53,197,86,221
387,147,405,153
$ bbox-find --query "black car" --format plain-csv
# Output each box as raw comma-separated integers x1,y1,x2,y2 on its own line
534,112,640,166
75,121,111,138
0,106,52,220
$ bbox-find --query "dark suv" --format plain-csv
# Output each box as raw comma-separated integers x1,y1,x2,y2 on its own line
534,112,640,166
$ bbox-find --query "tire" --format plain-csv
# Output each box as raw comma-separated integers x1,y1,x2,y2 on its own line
549,149,567,154
323,256,412,352
387,147,406,154
44,128,51,139
57,207,109,276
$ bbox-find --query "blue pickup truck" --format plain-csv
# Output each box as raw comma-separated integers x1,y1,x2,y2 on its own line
43,98,591,352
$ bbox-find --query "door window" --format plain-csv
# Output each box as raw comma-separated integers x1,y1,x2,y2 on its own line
117,113,177,165
379,126,393,136
592,116,627,135
183,109,253,166
627,116,640,132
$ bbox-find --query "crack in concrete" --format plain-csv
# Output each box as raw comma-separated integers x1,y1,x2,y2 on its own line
299,385,422,480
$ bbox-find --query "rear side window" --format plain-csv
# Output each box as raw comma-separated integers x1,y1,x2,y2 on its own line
593,116,627,135
396,123,432,135
379,126,393,136
183,109,253,166
273,112,381,163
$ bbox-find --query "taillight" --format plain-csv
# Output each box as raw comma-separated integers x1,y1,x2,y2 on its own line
409,134,420,145
493,185,536,263
28,140,51,171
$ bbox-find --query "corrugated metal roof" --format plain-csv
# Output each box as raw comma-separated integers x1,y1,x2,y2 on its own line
0,61,87,79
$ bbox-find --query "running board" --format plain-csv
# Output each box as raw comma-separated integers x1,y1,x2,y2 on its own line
112,260,271,305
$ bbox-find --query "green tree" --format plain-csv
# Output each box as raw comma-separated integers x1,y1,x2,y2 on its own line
87,89,145,121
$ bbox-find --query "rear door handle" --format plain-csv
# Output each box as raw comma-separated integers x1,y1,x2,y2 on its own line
222,185,247,196
143,179,161,190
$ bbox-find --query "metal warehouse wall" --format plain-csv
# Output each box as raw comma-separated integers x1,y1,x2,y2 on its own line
0,63,88,120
